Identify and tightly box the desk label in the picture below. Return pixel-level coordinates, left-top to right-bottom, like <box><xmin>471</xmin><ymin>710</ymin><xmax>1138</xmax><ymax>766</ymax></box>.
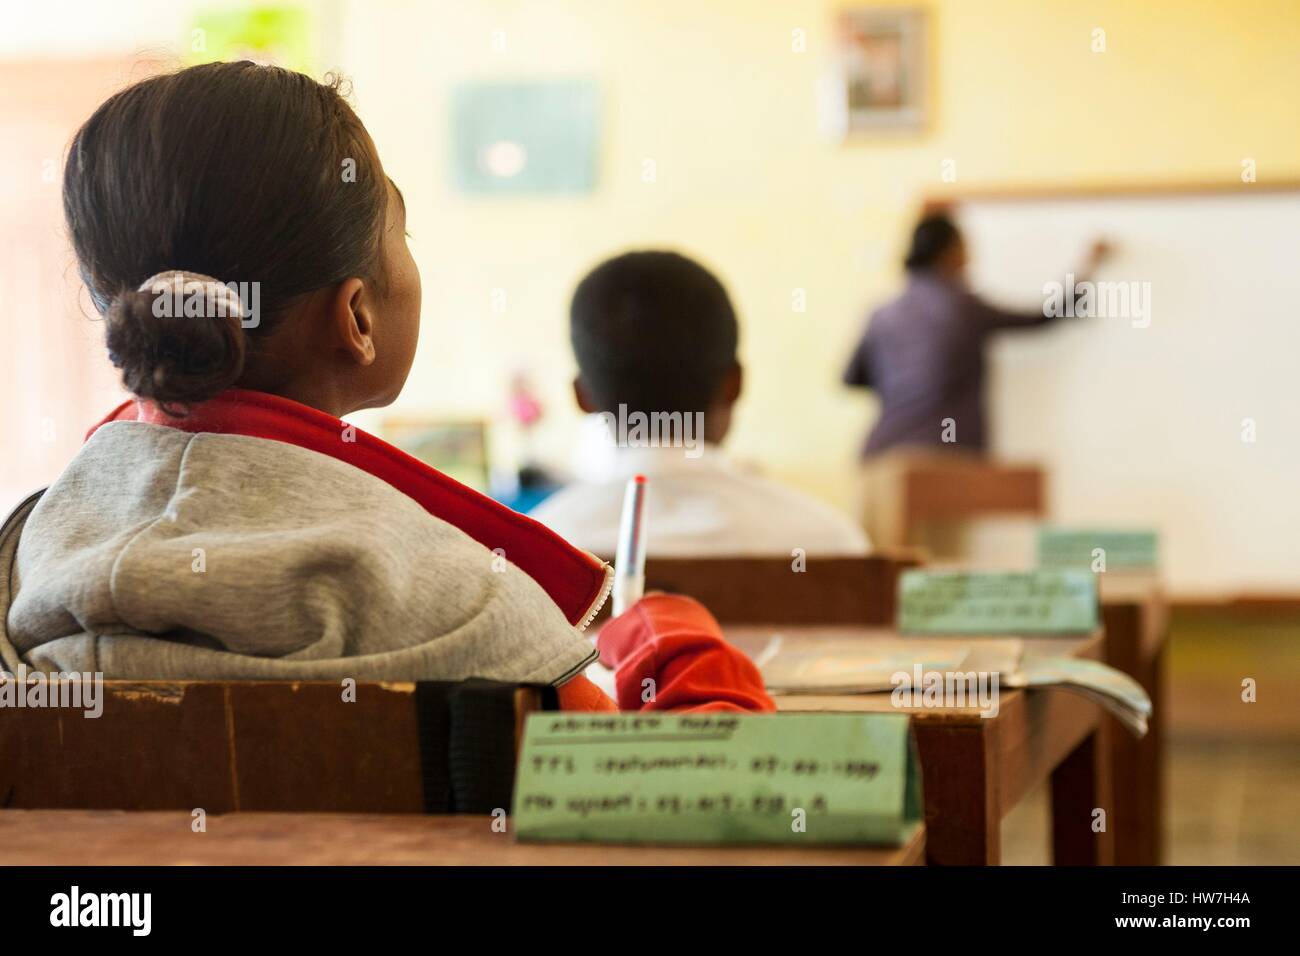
<box><xmin>512</xmin><ymin>713</ymin><xmax>921</xmax><ymax>846</ymax></box>
<box><xmin>1037</xmin><ymin>528</ymin><xmax>1159</xmax><ymax>571</ymax></box>
<box><xmin>898</xmin><ymin>569</ymin><xmax>1098</xmax><ymax>634</ymax></box>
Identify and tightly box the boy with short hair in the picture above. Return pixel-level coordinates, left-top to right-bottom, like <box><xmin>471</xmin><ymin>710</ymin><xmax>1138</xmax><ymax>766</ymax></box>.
<box><xmin>532</xmin><ymin>250</ymin><xmax>869</xmax><ymax>557</ymax></box>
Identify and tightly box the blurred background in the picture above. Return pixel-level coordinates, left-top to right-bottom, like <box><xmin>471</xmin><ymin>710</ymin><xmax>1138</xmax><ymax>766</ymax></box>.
<box><xmin>2</xmin><ymin>0</ymin><xmax>1297</xmax><ymax>862</ymax></box>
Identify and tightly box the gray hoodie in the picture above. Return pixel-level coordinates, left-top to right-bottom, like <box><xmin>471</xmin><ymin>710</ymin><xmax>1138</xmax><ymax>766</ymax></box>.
<box><xmin>0</xmin><ymin>421</ymin><xmax>604</xmax><ymax>684</ymax></box>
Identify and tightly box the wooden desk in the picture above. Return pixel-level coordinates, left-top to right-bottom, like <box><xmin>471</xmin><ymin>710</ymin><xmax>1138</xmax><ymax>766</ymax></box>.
<box><xmin>726</xmin><ymin>625</ymin><xmax>1110</xmax><ymax>866</ymax></box>
<box><xmin>589</xmin><ymin>553</ymin><xmax>923</xmax><ymax>627</ymax></box>
<box><xmin>1098</xmin><ymin>573</ymin><xmax>1168</xmax><ymax>865</ymax></box>
<box><xmin>0</xmin><ymin>810</ymin><xmax>924</xmax><ymax>866</ymax></box>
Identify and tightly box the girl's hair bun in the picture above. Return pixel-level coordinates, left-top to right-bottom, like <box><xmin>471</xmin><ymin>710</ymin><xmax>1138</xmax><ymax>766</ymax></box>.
<box><xmin>104</xmin><ymin>282</ymin><xmax>247</xmax><ymax>416</ymax></box>
<box><xmin>65</xmin><ymin>62</ymin><xmax>387</xmax><ymax>410</ymax></box>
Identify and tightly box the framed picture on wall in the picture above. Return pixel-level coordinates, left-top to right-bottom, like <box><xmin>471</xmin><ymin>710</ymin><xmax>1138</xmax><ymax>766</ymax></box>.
<box><xmin>830</xmin><ymin>8</ymin><xmax>927</xmax><ymax>133</ymax></box>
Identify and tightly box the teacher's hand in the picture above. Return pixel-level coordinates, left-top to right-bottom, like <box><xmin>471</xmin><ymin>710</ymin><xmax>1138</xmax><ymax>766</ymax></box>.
<box><xmin>1084</xmin><ymin>238</ymin><xmax>1113</xmax><ymax>272</ymax></box>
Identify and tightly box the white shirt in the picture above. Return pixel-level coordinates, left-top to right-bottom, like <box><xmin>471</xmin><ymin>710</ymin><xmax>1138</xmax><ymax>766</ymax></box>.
<box><xmin>530</xmin><ymin>443</ymin><xmax>870</xmax><ymax>558</ymax></box>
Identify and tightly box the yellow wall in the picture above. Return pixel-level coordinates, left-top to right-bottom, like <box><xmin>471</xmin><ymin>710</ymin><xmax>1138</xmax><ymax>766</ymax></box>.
<box><xmin>340</xmin><ymin>0</ymin><xmax>1300</xmax><ymax>509</ymax></box>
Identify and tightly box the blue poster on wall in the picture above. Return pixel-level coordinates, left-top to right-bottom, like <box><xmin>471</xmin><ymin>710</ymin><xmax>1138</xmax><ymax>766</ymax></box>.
<box><xmin>451</xmin><ymin>79</ymin><xmax>601</xmax><ymax>195</ymax></box>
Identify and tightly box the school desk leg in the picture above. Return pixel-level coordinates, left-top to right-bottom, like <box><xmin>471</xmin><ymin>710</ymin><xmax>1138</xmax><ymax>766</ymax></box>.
<box><xmin>1144</xmin><ymin>643</ymin><xmax>1166</xmax><ymax>864</ymax></box>
<box><xmin>1120</xmin><ymin>641</ymin><xmax>1165</xmax><ymax>865</ymax></box>
<box><xmin>915</xmin><ymin>723</ymin><xmax>1000</xmax><ymax>866</ymax></box>
<box><xmin>1102</xmin><ymin>605</ymin><xmax>1166</xmax><ymax>865</ymax></box>
<box><xmin>1050</xmin><ymin>724</ymin><xmax>1114</xmax><ymax>865</ymax></box>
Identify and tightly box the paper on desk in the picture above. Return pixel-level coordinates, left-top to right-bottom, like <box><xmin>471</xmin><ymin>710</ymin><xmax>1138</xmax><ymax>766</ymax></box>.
<box><xmin>1011</xmin><ymin>656</ymin><xmax>1152</xmax><ymax>737</ymax></box>
<box><xmin>748</xmin><ymin>635</ymin><xmax>1152</xmax><ymax>738</ymax></box>
<box><xmin>755</xmin><ymin>637</ymin><xmax>1023</xmax><ymax>695</ymax></box>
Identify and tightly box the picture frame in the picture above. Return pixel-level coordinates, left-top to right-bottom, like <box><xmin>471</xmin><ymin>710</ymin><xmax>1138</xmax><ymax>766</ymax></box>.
<box><xmin>831</xmin><ymin>8</ymin><xmax>928</xmax><ymax>133</ymax></box>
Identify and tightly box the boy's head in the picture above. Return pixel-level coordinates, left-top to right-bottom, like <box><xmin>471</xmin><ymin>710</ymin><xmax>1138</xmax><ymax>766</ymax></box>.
<box><xmin>904</xmin><ymin>212</ymin><xmax>967</xmax><ymax>278</ymax></box>
<box><xmin>570</xmin><ymin>251</ymin><xmax>742</xmax><ymax>445</ymax></box>
<box><xmin>64</xmin><ymin>60</ymin><xmax>421</xmax><ymax>418</ymax></box>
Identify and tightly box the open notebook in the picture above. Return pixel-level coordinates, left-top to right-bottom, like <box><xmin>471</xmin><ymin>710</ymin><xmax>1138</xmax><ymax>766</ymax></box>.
<box><xmin>744</xmin><ymin>633</ymin><xmax>1152</xmax><ymax>738</ymax></box>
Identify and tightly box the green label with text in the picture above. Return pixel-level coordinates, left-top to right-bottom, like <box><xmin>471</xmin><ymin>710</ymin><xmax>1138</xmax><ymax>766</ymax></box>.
<box><xmin>898</xmin><ymin>569</ymin><xmax>1099</xmax><ymax>634</ymax></box>
<box><xmin>1037</xmin><ymin>528</ymin><xmax>1158</xmax><ymax>571</ymax></box>
<box><xmin>513</xmin><ymin>713</ymin><xmax>921</xmax><ymax>846</ymax></box>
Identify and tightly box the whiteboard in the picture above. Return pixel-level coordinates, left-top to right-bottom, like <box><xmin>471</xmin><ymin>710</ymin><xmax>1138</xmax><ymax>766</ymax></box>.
<box><xmin>954</xmin><ymin>191</ymin><xmax>1300</xmax><ymax>594</ymax></box>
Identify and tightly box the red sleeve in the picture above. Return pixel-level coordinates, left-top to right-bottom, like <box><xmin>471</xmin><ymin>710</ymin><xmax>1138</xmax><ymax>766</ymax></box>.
<box><xmin>556</xmin><ymin>674</ymin><xmax>619</xmax><ymax>712</ymax></box>
<box><xmin>586</xmin><ymin>593</ymin><xmax>775</xmax><ymax>713</ymax></box>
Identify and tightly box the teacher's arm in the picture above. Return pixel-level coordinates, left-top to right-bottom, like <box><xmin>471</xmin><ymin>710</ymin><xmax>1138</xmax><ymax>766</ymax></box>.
<box><xmin>968</xmin><ymin>292</ymin><xmax>1057</xmax><ymax>332</ymax></box>
<box><xmin>976</xmin><ymin>239</ymin><xmax>1112</xmax><ymax>332</ymax></box>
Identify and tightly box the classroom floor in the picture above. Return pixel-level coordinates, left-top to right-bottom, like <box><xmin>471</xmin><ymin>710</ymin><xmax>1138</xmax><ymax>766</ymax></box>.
<box><xmin>1003</xmin><ymin>607</ymin><xmax>1300</xmax><ymax>865</ymax></box>
<box><xmin>1003</xmin><ymin>737</ymin><xmax>1300</xmax><ymax>865</ymax></box>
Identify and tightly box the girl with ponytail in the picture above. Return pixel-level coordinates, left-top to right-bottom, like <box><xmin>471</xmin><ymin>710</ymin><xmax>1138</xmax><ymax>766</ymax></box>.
<box><xmin>0</xmin><ymin>61</ymin><xmax>770</xmax><ymax>716</ymax></box>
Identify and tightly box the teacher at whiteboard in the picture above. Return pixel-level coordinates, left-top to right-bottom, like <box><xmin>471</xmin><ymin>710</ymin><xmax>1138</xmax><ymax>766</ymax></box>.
<box><xmin>843</xmin><ymin>212</ymin><xmax>1109</xmax><ymax>457</ymax></box>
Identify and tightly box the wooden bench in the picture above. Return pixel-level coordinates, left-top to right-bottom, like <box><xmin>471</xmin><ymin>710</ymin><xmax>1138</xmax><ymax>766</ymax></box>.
<box><xmin>0</xmin><ymin>677</ymin><xmax>548</xmax><ymax>815</ymax></box>
<box><xmin>858</xmin><ymin>450</ymin><xmax>1045</xmax><ymax>552</ymax></box>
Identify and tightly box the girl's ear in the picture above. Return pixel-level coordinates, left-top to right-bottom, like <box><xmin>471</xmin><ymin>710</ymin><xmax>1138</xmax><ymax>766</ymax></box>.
<box><xmin>330</xmin><ymin>277</ymin><xmax>375</xmax><ymax>366</ymax></box>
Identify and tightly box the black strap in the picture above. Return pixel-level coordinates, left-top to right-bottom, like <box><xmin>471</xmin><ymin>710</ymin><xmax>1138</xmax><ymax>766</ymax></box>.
<box><xmin>414</xmin><ymin>678</ymin><xmax>561</xmax><ymax>815</ymax></box>
<box><xmin>446</xmin><ymin>679</ymin><xmax>524</xmax><ymax>814</ymax></box>
<box><xmin>413</xmin><ymin>682</ymin><xmax>453</xmax><ymax>814</ymax></box>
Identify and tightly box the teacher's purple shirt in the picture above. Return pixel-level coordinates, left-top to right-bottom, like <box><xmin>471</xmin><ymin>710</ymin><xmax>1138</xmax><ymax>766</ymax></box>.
<box><xmin>844</xmin><ymin>273</ymin><xmax>1063</xmax><ymax>457</ymax></box>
